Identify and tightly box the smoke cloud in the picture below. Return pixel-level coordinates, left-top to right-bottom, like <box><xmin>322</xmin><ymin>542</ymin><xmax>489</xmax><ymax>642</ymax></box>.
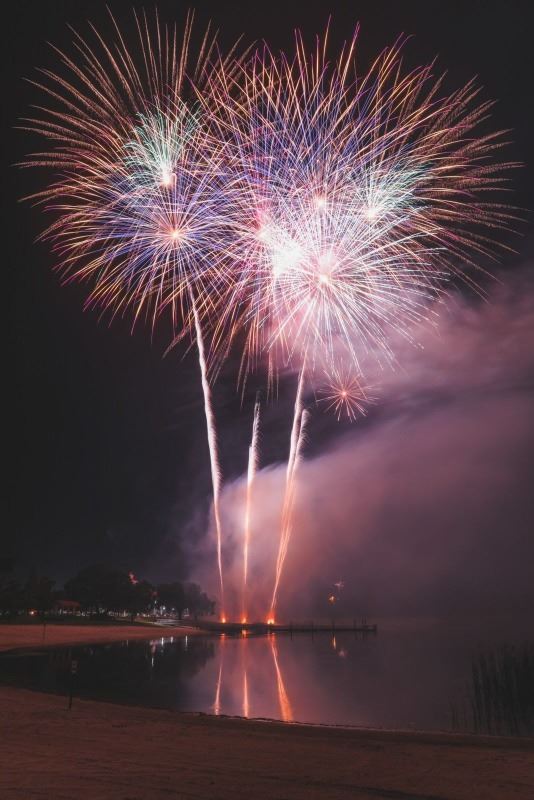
<box><xmin>195</xmin><ymin>267</ymin><xmax>534</xmax><ymax>619</ymax></box>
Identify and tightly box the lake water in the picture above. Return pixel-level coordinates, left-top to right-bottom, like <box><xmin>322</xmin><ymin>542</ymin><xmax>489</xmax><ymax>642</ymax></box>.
<box><xmin>1</xmin><ymin>617</ymin><xmax>532</xmax><ymax>736</ymax></box>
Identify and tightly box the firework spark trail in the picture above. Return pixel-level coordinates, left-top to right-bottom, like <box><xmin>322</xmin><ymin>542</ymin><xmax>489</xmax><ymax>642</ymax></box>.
<box><xmin>192</xmin><ymin>296</ymin><xmax>225</xmax><ymax>614</ymax></box>
<box><xmin>272</xmin><ymin>408</ymin><xmax>311</xmax><ymax>610</ymax></box>
<box><xmin>203</xmin><ymin>30</ymin><xmax>517</xmax><ymax>615</ymax></box>
<box><xmin>205</xmin><ymin>30</ymin><xmax>518</xmax><ymax>382</ymax></box>
<box><xmin>319</xmin><ymin>365</ymin><xmax>374</xmax><ymax>421</ymax></box>
<box><xmin>294</xmin><ymin>409</ymin><xmax>310</xmax><ymax>465</ymax></box>
<box><xmin>270</xmin><ymin>377</ymin><xmax>309</xmax><ymax>618</ymax></box>
<box><xmin>268</xmin><ymin>368</ymin><xmax>305</xmax><ymax>618</ymax></box>
<box><xmin>270</xmin><ymin>635</ymin><xmax>293</xmax><ymax>722</ymax></box>
<box><xmin>242</xmin><ymin>396</ymin><xmax>261</xmax><ymax>622</ymax></box>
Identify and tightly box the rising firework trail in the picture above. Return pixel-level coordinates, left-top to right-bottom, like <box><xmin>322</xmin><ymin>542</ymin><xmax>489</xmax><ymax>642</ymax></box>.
<box><xmin>192</xmin><ymin>296</ymin><xmax>225</xmax><ymax>611</ymax></box>
<box><xmin>270</xmin><ymin>404</ymin><xmax>310</xmax><ymax>618</ymax></box>
<box><xmin>268</xmin><ymin>368</ymin><xmax>305</xmax><ymax>619</ymax></box>
<box><xmin>242</xmin><ymin>395</ymin><xmax>261</xmax><ymax>622</ymax></box>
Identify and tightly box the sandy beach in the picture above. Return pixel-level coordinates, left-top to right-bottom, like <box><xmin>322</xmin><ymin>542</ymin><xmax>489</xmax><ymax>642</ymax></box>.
<box><xmin>0</xmin><ymin>684</ymin><xmax>533</xmax><ymax>799</ymax></box>
<box><xmin>1</xmin><ymin>625</ymin><xmax>533</xmax><ymax>799</ymax></box>
<box><xmin>0</xmin><ymin>623</ymin><xmax>198</xmax><ymax>653</ymax></box>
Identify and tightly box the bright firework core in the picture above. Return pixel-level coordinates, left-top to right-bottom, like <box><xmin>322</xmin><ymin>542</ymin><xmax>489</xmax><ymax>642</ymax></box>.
<box><xmin>161</xmin><ymin>170</ymin><xmax>174</xmax><ymax>187</ymax></box>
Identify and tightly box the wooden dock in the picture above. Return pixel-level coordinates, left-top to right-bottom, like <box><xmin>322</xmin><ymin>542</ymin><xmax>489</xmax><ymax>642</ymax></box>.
<box><xmin>188</xmin><ymin>620</ymin><xmax>378</xmax><ymax>635</ymax></box>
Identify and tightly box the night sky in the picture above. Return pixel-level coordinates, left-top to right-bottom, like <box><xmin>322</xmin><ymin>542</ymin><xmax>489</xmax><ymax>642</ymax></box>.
<box><xmin>5</xmin><ymin>1</ymin><xmax>534</xmax><ymax>608</ymax></box>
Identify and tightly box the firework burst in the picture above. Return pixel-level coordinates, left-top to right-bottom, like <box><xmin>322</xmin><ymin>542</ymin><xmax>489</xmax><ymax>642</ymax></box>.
<box><xmin>205</xmin><ymin>29</ymin><xmax>517</xmax><ymax>379</ymax></box>
<box><xmin>204</xmin><ymin>27</ymin><xmax>517</xmax><ymax>615</ymax></box>
<box><xmin>22</xmin><ymin>14</ymin><xmax>517</xmax><ymax>621</ymax></box>
<box><xmin>22</xmin><ymin>10</ymin><xmax>245</xmax><ymax>615</ymax></box>
<box><xmin>318</xmin><ymin>367</ymin><xmax>374</xmax><ymax>422</ymax></box>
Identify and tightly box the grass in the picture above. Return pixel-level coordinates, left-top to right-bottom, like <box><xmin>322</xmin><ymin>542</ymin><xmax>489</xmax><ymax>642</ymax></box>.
<box><xmin>452</xmin><ymin>643</ymin><xmax>534</xmax><ymax>737</ymax></box>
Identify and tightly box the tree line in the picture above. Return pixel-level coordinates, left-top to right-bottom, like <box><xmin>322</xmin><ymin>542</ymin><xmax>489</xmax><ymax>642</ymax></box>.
<box><xmin>0</xmin><ymin>563</ymin><xmax>215</xmax><ymax>620</ymax></box>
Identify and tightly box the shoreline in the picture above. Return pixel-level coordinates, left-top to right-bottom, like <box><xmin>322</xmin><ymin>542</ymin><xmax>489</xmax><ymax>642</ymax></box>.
<box><xmin>0</xmin><ymin>622</ymin><xmax>201</xmax><ymax>653</ymax></box>
<box><xmin>2</xmin><ymin>674</ymin><xmax>534</xmax><ymax>747</ymax></box>
<box><xmin>1</xmin><ymin>684</ymin><xmax>533</xmax><ymax>799</ymax></box>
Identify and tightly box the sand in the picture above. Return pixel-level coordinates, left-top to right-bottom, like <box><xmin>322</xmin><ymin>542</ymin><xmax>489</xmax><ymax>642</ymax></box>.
<box><xmin>1</xmin><ymin>625</ymin><xmax>533</xmax><ymax>799</ymax></box>
<box><xmin>0</xmin><ymin>623</ymin><xmax>198</xmax><ymax>653</ymax></box>
<box><xmin>0</xmin><ymin>685</ymin><xmax>533</xmax><ymax>800</ymax></box>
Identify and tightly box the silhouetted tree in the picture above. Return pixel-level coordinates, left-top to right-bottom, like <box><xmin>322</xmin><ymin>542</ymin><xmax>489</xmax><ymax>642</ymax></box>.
<box><xmin>64</xmin><ymin>565</ymin><xmax>156</xmax><ymax>617</ymax></box>
<box><xmin>157</xmin><ymin>582</ymin><xmax>186</xmax><ymax>618</ymax></box>
<box><xmin>0</xmin><ymin>577</ymin><xmax>22</xmax><ymax>615</ymax></box>
<box><xmin>124</xmin><ymin>580</ymin><xmax>155</xmax><ymax>620</ymax></box>
<box><xmin>65</xmin><ymin>564</ymin><xmax>130</xmax><ymax>614</ymax></box>
<box><xmin>0</xmin><ymin>558</ymin><xmax>20</xmax><ymax>615</ymax></box>
<box><xmin>184</xmin><ymin>582</ymin><xmax>215</xmax><ymax>619</ymax></box>
<box><xmin>0</xmin><ymin>557</ymin><xmax>15</xmax><ymax>573</ymax></box>
<box><xmin>22</xmin><ymin>571</ymin><xmax>55</xmax><ymax>614</ymax></box>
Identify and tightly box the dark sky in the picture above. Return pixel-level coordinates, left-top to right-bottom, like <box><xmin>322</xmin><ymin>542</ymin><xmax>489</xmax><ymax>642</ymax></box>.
<box><xmin>4</xmin><ymin>1</ymin><xmax>533</xmax><ymax>602</ymax></box>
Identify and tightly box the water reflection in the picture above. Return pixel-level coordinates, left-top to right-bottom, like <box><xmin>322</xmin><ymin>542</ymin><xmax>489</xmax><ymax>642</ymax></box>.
<box><xmin>213</xmin><ymin>633</ymin><xmax>225</xmax><ymax>715</ymax></box>
<box><xmin>211</xmin><ymin>633</ymin><xmax>293</xmax><ymax>721</ymax></box>
<box><xmin>242</xmin><ymin>634</ymin><xmax>250</xmax><ymax>719</ymax></box>
<box><xmin>0</xmin><ymin>635</ymin><xmax>216</xmax><ymax>707</ymax></box>
<box><xmin>271</xmin><ymin>635</ymin><xmax>293</xmax><ymax>722</ymax></box>
<box><xmin>0</xmin><ymin>620</ymin><xmax>532</xmax><ymax>735</ymax></box>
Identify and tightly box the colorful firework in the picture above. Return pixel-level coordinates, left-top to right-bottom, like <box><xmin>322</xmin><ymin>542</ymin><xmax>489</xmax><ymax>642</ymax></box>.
<box><xmin>206</xmin><ymin>29</ymin><xmax>516</xmax><ymax>376</ymax></box>
<box><xmin>319</xmin><ymin>367</ymin><xmax>374</xmax><ymax>422</ymax></box>
<box><xmin>22</xmin><ymin>10</ymin><xmax>244</xmax><ymax>617</ymax></box>
<box><xmin>204</xmin><ymin>28</ymin><xmax>516</xmax><ymax>615</ymax></box>
<box><xmin>23</xmin><ymin>14</ymin><xmax>516</xmax><ymax>621</ymax></box>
